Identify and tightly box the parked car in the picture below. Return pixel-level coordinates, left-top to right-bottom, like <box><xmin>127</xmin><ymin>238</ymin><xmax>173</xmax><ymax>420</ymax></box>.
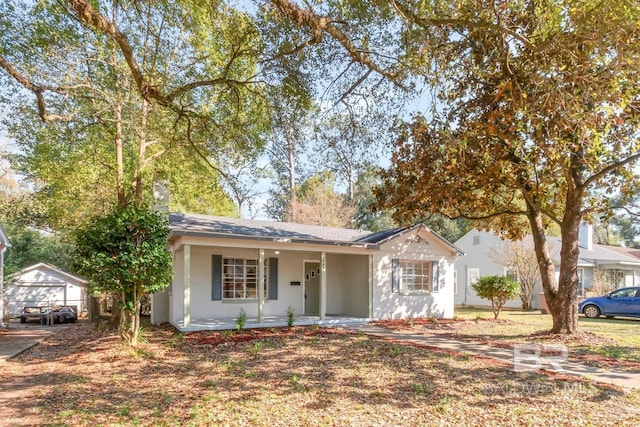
<box><xmin>40</xmin><ymin>307</ymin><xmax>78</xmax><ymax>324</ymax></box>
<box><xmin>579</xmin><ymin>287</ymin><xmax>640</xmax><ymax>319</ymax></box>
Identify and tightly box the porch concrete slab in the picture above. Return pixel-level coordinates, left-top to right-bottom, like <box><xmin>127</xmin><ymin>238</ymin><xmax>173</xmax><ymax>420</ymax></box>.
<box><xmin>173</xmin><ymin>315</ymin><xmax>371</xmax><ymax>332</ymax></box>
<box><xmin>348</xmin><ymin>324</ymin><xmax>640</xmax><ymax>391</ymax></box>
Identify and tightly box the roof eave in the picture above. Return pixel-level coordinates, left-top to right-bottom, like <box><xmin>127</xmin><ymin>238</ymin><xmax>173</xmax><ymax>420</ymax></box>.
<box><xmin>169</xmin><ymin>230</ymin><xmax>379</xmax><ymax>250</ymax></box>
<box><xmin>7</xmin><ymin>262</ymin><xmax>88</xmax><ymax>284</ymax></box>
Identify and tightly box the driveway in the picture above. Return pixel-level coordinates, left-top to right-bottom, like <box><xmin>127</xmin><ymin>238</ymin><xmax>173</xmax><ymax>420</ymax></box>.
<box><xmin>0</xmin><ymin>321</ymin><xmax>66</xmax><ymax>363</ymax></box>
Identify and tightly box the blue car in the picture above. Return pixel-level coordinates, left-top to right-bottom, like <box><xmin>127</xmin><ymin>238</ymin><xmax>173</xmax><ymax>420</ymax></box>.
<box><xmin>579</xmin><ymin>287</ymin><xmax>640</xmax><ymax>319</ymax></box>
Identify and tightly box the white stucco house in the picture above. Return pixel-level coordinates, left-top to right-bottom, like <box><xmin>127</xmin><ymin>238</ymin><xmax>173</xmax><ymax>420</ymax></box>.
<box><xmin>151</xmin><ymin>213</ymin><xmax>464</xmax><ymax>331</ymax></box>
<box><xmin>0</xmin><ymin>222</ymin><xmax>11</xmax><ymax>326</ymax></box>
<box><xmin>454</xmin><ymin>224</ymin><xmax>640</xmax><ymax>309</ymax></box>
<box><xmin>5</xmin><ymin>263</ymin><xmax>88</xmax><ymax>316</ymax></box>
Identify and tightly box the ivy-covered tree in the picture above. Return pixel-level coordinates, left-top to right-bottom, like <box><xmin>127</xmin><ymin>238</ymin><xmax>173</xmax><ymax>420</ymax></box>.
<box><xmin>73</xmin><ymin>204</ymin><xmax>172</xmax><ymax>346</ymax></box>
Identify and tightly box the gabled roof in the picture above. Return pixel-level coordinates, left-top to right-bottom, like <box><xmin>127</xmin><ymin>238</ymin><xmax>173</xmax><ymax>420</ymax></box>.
<box><xmin>7</xmin><ymin>263</ymin><xmax>87</xmax><ymax>285</ymax></box>
<box><xmin>169</xmin><ymin>213</ymin><xmax>463</xmax><ymax>254</ymax></box>
<box><xmin>604</xmin><ymin>245</ymin><xmax>640</xmax><ymax>261</ymax></box>
<box><xmin>545</xmin><ymin>237</ymin><xmax>640</xmax><ymax>267</ymax></box>
<box><xmin>457</xmin><ymin>229</ymin><xmax>640</xmax><ymax>268</ymax></box>
<box><xmin>0</xmin><ymin>222</ymin><xmax>10</xmax><ymax>248</ymax></box>
<box><xmin>356</xmin><ymin>223</ymin><xmax>465</xmax><ymax>255</ymax></box>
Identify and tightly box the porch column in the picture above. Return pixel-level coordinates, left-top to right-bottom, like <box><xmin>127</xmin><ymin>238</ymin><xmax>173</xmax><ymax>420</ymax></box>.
<box><xmin>320</xmin><ymin>252</ymin><xmax>326</xmax><ymax>320</ymax></box>
<box><xmin>183</xmin><ymin>244</ymin><xmax>191</xmax><ymax>328</ymax></box>
<box><xmin>258</xmin><ymin>248</ymin><xmax>265</xmax><ymax>323</ymax></box>
<box><xmin>368</xmin><ymin>254</ymin><xmax>373</xmax><ymax>319</ymax></box>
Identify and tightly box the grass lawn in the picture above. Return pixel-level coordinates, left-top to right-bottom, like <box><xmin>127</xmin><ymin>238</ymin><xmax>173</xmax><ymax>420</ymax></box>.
<box><xmin>450</xmin><ymin>307</ymin><xmax>640</xmax><ymax>364</ymax></box>
<box><xmin>1</xmin><ymin>321</ymin><xmax>639</xmax><ymax>426</ymax></box>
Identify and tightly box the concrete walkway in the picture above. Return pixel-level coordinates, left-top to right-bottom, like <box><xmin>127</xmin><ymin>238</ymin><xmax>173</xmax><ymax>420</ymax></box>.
<box><xmin>348</xmin><ymin>324</ymin><xmax>640</xmax><ymax>391</ymax></box>
<box><xmin>0</xmin><ymin>325</ymin><xmax>62</xmax><ymax>363</ymax></box>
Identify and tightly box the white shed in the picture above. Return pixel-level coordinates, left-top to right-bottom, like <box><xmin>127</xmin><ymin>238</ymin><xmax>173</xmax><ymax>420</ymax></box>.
<box><xmin>5</xmin><ymin>263</ymin><xmax>88</xmax><ymax>317</ymax></box>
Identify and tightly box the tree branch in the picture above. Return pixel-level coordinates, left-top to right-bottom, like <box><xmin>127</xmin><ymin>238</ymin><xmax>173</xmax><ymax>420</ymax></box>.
<box><xmin>269</xmin><ymin>0</ymin><xmax>402</xmax><ymax>85</ymax></box>
<box><xmin>391</xmin><ymin>0</ymin><xmax>534</xmax><ymax>49</ymax></box>
<box><xmin>64</xmin><ymin>0</ymin><xmax>259</xmax><ymax>110</ymax></box>
<box><xmin>0</xmin><ymin>55</ymin><xmax>74</xmax><ymax>122</ymax></box>
<box><xmin>583</xmin><ymin>151</ymin><xmax>640</xmax><ymax>189</ymax></box>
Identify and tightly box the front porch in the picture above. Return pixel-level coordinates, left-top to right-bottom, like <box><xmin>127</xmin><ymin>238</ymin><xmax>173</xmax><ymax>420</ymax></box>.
<box><xmin>171</xmin><ymin>314</ymin><xmax>372</xmax><ymax>332</ymax></box>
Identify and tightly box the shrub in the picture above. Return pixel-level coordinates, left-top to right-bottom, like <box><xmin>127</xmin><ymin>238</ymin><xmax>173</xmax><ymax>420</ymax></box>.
<box><xmin>236</xmin><ymin>308</ymin><xmax>247</xmax><ymax>332</ymax></box>
<box><xmin>287</xmin><ymin>306</ymin><xmax>295</xmax><ymax>327</ymax></box>
<box><xmin>471</xmin><ymin>275</ymin><xmax>520</xmax><ymax>319</ymax></box>
<box><xmin>73</xmin><ymin>203</ymin><xmax>172</xmax><ymax>346</ymax></box>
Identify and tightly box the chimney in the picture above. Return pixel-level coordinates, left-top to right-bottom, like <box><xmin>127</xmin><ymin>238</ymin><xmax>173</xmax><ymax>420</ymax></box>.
<box><xmin>579</xmin><ymin>222</ymin><xmax>593</xmax><ymax>251</ymax></box>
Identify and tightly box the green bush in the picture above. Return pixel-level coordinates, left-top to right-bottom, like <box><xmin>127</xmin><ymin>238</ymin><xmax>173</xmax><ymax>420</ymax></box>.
<box><xmin>471</xmin><ymin>275</ymin><xmax>520</xmax><ymax>319</ymax></box>
<box><xmin>236</xmin><ymin>308</ymin><xmax>247</xmax><ymax>332</ymax></box>
<box><xmin>73</xmin><ymin>203</ymin><xmax>172</xmax><ymax>346</ymax></box>
<box><xmin>287</xmin><ymin>306</ymin><xmax>295</xmax><ymax>327</ymax></box>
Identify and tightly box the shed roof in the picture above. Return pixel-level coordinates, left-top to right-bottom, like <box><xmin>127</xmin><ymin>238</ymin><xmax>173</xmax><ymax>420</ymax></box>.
<box><xmin>7</xmin><ymin>263</ymin><xmax>87</xmax><ymax>285</ymax></box>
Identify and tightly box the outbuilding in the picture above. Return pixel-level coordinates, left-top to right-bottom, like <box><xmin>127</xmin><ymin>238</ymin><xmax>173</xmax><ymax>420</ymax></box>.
<box><xmin>5</xmin><ymin>263</ymin><xmax>88</xmax><ymax>317</ymax></box>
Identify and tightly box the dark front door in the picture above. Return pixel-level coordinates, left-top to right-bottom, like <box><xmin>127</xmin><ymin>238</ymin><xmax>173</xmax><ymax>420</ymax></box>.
<box><xmin>304</xmin><ymin>262</ymin><xmax>320</xmax><ymax>315</ymax></box>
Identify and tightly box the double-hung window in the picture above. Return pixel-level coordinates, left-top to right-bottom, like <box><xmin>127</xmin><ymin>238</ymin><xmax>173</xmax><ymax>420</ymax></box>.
<box><xmin>222</xmin><ymin>258</ymin><xmax>268</xmax><ymax>300</ymax></box>
<box><xmin>400</xmin><ymin>260</ymin><xmax>433</xmax><ymax>292</ymax></box>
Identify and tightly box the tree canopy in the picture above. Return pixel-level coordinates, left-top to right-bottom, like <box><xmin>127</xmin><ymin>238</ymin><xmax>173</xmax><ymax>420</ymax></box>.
<box><xmin>373</xmin><ymin>0</ymin><xmax>640</xmax><ymax>333</ymax></box>
<box><xmin>265</xmin><ymin>0</ymin><xmax>640</xmax><ymax>333</ymax></box>
<box><xmin>0</xmin><ymin>0</ymin><xmax>269</xmax><ymax>228</ymax></box>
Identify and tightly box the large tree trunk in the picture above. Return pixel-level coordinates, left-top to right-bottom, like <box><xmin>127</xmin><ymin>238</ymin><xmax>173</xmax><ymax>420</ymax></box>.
<box><xmin>526</xmin><ymin>207</ymin><xmax>580</xmax><ymax>334</ymax></box>
<box><xmin>552</xmin><ymin>198</ymin><xmax>582</xmax><ymax>334</ymax></box>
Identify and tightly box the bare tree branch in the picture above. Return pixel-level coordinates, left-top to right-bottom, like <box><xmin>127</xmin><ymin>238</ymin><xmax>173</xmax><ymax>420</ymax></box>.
<box><xmin>269</xmin><ymin>0</ymin><xmax>402</xmax><ymax>85</ymax></box>
<box><xmin>0</xmin><ymin>55</ymin><xmax>75</xmax><ymax>122</ymax></box>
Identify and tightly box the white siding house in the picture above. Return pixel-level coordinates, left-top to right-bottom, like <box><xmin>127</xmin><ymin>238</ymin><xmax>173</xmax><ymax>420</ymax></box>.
<box><xmin>5</xmin><ymin>263</ymin><xmax>88</xmax><ymax>316</ymax></box>
<box><xmin>152</xmin><ymin>213</ymin><xmax>463</xmax><ymax>331</ymax></box>
<box><xmin>454</xmin><ymin>225</ymin><xmax>640</xmax><ymax>309</ymax></box>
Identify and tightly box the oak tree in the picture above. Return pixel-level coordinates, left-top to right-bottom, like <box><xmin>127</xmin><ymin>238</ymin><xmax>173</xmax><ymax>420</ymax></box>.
<box><xmin>375</xmin><ymin>1</ymin><xmax>640</xmax><ymax>333</ymax></box>
<box><xmin>268</xmin><ymin>0</ymin><xmax>640</xmax><ymax>333</ymax></box>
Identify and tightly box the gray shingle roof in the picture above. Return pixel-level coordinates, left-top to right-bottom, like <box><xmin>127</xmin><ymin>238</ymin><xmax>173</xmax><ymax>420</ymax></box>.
<box><xmin>168</xmin><ymin>213</ymin><xmax>463</xmax><ymax>254</ymax></box>
<box><xmin>169</xmin><ymin>213</ymin><xmax>375</xmax><ymax>245</ymax></box>
<box><xmin>534</xmin><ymin>236</ymin><xmax>640</xmax><ymax>267</ymax></box>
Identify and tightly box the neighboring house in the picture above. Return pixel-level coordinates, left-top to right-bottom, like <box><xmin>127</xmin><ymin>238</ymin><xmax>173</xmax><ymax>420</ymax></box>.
<box><xmin>454</xmin><ymin>224</ymin><xmax>640</xmax><ymax>309</ymax></box>
<box><xmin>5</xmin><ymin>263</ymin><xmax>88</xmax><ymax>316</ymax></box>
<box><xmin>151</xmin><ymin>213</ymin><xmax>464</xmax><ymax>331</ymax></box>
<box><xmin>0</xmin><ymin>222</ymin><xmax>11</xmax><ymax>326</ymax></box>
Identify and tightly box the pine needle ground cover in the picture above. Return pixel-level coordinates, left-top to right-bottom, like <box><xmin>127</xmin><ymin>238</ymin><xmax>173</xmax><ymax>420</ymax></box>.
<box><xmin>1</xmin><ymin>322</ymin><xmax>638</xmax><ymax>426</ymax></box>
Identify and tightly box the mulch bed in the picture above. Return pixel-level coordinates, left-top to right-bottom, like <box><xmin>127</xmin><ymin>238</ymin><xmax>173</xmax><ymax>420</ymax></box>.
<box><xmin>185</xmin><ymin>326</ymin><xmax>355</xmax><ymax>347</ymax></box>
